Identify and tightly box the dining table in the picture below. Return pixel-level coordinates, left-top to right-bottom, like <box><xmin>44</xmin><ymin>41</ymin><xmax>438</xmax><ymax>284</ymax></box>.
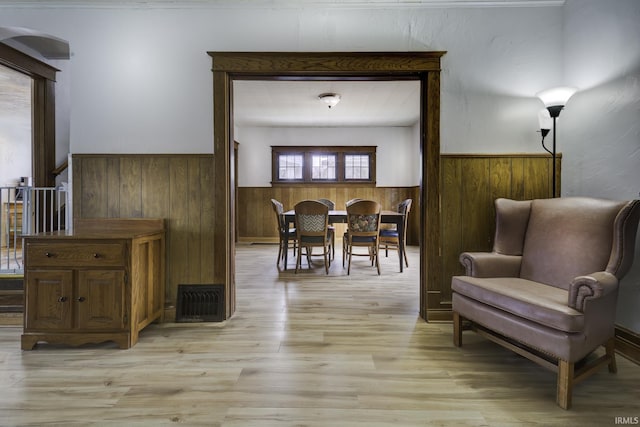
<box><xmin>282</xmin><ymin>209</ymin><xmax>407</xmax><ymax>273</ymax></box>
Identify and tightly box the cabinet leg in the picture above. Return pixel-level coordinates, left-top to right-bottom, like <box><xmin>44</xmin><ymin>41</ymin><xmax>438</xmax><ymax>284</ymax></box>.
<box><xmin>21</xmin><ymin>335</ymin><xmax>37</xmax><ymax>351</ymax></box>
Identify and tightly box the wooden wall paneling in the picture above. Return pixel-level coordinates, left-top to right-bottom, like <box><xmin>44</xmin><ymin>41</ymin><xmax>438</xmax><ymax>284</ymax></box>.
<box><xmin>239</xmin><ymin>187</ymin><xmax>249</xmax><ymax>238</ymax></box>
<box><xmin>510</xmin><ymin>157</ymin><xmax>526</xmax><ymax>200</ymax></box>
<box><xmin>187</xmin><ymin>157</ymin><xmax>203</xmax><ymax>283</ymax></box>
<box><xmin>260</xmin><ymin>187</ymin><xmax>273</xmax><ymax>238</ymax></box>
<box><xmin>141</xmin><ymin>157</ymin><xmax>170</xmax><ymax>219</ymax></box>
<box><xmin>440</xmin><ymin>157</ymin><xmax>464</xmax><ymax>305</ymax></box>
<box><xmin>200</xmin><ymin>157</ymin><xmax>215</xmax><ymax>283</ymax></box>
<box><xmin>119</xmin><ymin>157</ymin><xmax>142</xmax><ymax>218</ymax></box>
<box><xmin>489</xmin><ymin>157</ymin><xmax>513</xmax><ymax>201</ymax></box>
<box><xmin>167</xmin><ymin>157</ymin><xmax>189</xmax><ymax>306</ymax></box>
<box><xmin>461</xmin><ymin>158</ymin><xmax>492</xmax><ymax>253</ymax></box>
<box><xmin>106</xmin><ymin>157</ymin><xmax>121</xmax><ymax>218</ymax></box>
<box><xmin>73</xmin><ymin>154</ymin><xmax>215</xmax><ymax>318</ymax></box>
<box><xmin>79</xmin><ymin>157</ymin><xmax>108</xmax><ymax>218</ymax></box>
<box><xmin>236</xmin><ymin>186</ymin><xmax>420</xmax><ymax>242</ymax></box>
<box><xmin>437</xmin><ymin>153</ymin><xmax>557</xmax><ymax>321</ymax></box>
<box><xmin>524</xmin><ymin>157</ymin><xmax>550</xmax><ymax>200</ymax></box>
<box><xmin>488</xmin><ymin>157</ymin><xmax>513</xmax><ymax>242</ymax></box>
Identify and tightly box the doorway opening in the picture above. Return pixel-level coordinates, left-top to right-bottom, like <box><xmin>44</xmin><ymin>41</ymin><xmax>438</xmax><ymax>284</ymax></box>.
<box><xmin>210</xmin><ymin>52</ymin><xmax>445</xmax><ymax>321</ymax></box>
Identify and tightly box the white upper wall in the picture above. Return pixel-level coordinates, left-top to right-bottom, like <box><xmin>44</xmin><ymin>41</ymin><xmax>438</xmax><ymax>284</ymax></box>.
<box><xmin>0</xmin><ymin>3</ymin><xmax>562</xmax><ymax>156</ymax></box>
<box><xmin>235</xmin><ymin>125</ymin><xmax>419</xmax><ymax>187</ymax></box>
<box><xmin>560</xmin><ymin>0</ymin><xmax>640</xmax><ymax>331</ymax></box>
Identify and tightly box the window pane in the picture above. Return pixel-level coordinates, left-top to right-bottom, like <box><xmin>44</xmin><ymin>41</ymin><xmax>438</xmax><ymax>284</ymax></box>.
<box><xmin>311</xmin><ymin>154</ymin><xmax>336</xmax><ymax>180</ymax></box>
<box><xmin>345</xmin><ymin>154</ymin><xmax>370</xmax><ymax>180</ymax></box>
<box><xmin>278</xmin><ymin>154</ymin><xmax>303</xmax><ymax>180</ymax></box>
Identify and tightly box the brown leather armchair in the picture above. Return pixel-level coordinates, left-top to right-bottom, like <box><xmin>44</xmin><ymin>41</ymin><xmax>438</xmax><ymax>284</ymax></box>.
<box><xmin>452</xmin><ymin>197</ymin><xmax>640</xmax><ymax>409</ymax></box>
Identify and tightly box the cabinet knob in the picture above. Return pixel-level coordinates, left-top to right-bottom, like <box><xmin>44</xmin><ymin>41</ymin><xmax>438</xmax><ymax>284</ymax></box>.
<box><xmin>77</xmin><ymin>297</ymin><xmax>86</xmax><ymax>302</ymax></box>
<box><xmin>45</xmin><ymin>252</ymin><xmax>52</xmax><ymax>258</ymax></box>
<box><xmin>93</xmin><ymin>253</ymin><xmax>100</xmax><ymax>258</ymax></box>
<box><xmin>57</xmin><ymin>296</ymin><xmax>67</xmax><ymax>302</ymax></box>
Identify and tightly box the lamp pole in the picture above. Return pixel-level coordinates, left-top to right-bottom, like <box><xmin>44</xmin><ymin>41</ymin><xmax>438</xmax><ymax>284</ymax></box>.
<box><xmin>536</xmin><ymin>86</ymin><xmax>577</xmax><ymax>199</ymax></box>
<box><xmin>547</xmin><ymin>105</ymin><xmax>563</xmax><ymax>198</ymax></box>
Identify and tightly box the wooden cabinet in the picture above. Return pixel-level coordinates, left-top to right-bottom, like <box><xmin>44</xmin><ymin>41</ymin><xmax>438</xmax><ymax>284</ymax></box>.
<box><xmin>21</xmin><ymin>218</ymin><xmax>165</xmax><ymax>350</ymax></box>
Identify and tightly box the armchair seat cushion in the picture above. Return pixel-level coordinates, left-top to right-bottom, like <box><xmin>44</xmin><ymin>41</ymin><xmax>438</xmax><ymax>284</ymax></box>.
<box><xmin>452</xmin><ymin>276</ymin><xmax>584</xmax><ymax>333</ymax></box>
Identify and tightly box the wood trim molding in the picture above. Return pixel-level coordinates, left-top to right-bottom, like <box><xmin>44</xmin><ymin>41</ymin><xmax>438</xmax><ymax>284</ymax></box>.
<box><xmin>210</xmin><ymin>51</ymin><xmax>445</xmax><ymax>74</ymax></box>
<box><xmin>0</xmin><ymin>42</ymin><xmax>58</xmax><ymax>80</ymax></box>
<box><xmin>210</xmin><ymin>51</ymin><xmax>445</xmax><ymax>321</ymax></box>
<box><xmin>615</xmin><ymin>325</ymin><xmax>640</xmax><ymax>366</ymax></box>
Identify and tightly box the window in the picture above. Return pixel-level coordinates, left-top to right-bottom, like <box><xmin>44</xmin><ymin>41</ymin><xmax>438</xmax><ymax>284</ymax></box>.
<box><xmin>344</xmin><ymin>154</ymin><xmax>370</xmax><ymax>180</ymax></box>
<box><xmin>311</xmin><ymin>154</ymin><xmax>336</xmax><ymax>180</ymax></box>
<box><xmin>278</xmin><ymin>154</ymin><xmax>303</xmax><ymax>180</ymax></box>
<box><xmin>272</xmin><ymin>146</ymin><xmax>376</xmax><ymax>185</ymax></box>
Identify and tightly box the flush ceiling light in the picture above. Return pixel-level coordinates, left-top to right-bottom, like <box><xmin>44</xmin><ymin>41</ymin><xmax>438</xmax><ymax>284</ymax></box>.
<box><xmin>318</xmin><ymin>92</ymin><xmax>341</xmax><ymax>109</ymax></box>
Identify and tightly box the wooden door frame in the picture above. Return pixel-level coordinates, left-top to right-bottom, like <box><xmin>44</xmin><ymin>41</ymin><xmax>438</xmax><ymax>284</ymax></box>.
<box><xmin>0</xmin><ymin>42</ymin><xmax>58</xmax><ymax>188</ymax></box>
<box><xmin>209</xmin><ymin>52</ymin><xmax>445</xmax><ymax>320</ymax></box>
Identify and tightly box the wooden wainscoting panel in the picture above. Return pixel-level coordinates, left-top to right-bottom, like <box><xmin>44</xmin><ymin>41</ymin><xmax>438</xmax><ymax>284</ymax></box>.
<box><xmin>237</xmin><ymin>186</ymin><xmax>419</xmax><ymax>243</ymax></box>
<box><xmin>435</xmin><ymin>154</ymin><xmax>556</xmax><ymax>318</ymax></box>
<box><xmin>72</xmin><ymin>154</ymin><xmax>215</xmax><ymax>314</ymax></box>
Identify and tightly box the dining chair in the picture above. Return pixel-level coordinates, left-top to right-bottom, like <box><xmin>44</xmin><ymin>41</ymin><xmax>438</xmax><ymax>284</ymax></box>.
<box><xmin>317</xmin><ymin>198</ymin><xmax>335</xmax><ymax>209</ymax></box>
<box><xmin>294</xmin><ymin>200</ymin><xmax>333</xmax><ymax>274</ymax></box>
<box><xmin>379</xmin><ymin>198</ymin><xmax>412</xmax><ymax>268</ymax></box>
<box><xmin>345</xmin><ymin>198</ymin><xmax>363</xmax><ymax>207</ymax></box>
<box><xmin>343</xmin><ymin>199</ymin><xmax>382</xmax><ymax>275</ymax></box>
<box><xmin>317</xmin><ymin>198</ymin><xmax>336</xmax><ymax>260</ymax></box>
<box><xmin>270</xmin><ymin>199</ymin><xmax>297</xmax><ymax>267</ymax></box>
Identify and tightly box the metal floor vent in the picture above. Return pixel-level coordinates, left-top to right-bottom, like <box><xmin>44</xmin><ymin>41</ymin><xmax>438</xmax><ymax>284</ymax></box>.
<box><xmin>176</xmin><ymin>284</ymin><xmax>224</xmax><ymax>322</ymax></box>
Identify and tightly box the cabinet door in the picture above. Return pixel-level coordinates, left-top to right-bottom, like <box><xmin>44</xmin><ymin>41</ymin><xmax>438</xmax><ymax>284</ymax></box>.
<box><xmin>76</xmin><ymin>270</ymin><xmax>125</xmax><ymax>330</ymax></box>
<box><xmin>25</xmin><ymin>270</ymin><xmax>74</xmax><ymax>330</ymax></box>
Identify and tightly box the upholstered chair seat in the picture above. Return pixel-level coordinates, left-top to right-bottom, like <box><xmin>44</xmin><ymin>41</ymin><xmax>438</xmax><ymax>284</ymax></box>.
<box><xmin>452</xmin><ymin>197</ymin><xmax>640</xmax><ymax>410</ymax></box>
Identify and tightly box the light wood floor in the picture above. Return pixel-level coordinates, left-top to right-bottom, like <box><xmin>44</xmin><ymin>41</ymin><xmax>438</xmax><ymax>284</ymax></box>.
<box><xmin>1</xmin><ymin>243</ymin><xmax>639</xmax><ymax>426</ymax></box>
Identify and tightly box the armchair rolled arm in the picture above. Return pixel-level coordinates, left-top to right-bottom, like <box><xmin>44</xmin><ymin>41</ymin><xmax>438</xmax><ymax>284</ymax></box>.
<box><xmin>459</xmin><ymin>252</ymin><xmax>522</xmax><ymax>278</ymax></box>
<box><xmin>568</xmin><ymin>271</ymin><xmax>618</xmax><ymax>312</ymax></box>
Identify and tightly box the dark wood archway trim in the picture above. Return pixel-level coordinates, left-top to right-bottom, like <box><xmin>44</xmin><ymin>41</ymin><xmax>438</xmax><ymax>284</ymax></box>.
<box><xmin>209</xmin><ymin>51</ymin><xmax>445</xmax><ymax>320</ymax></box>
<box><xmin>0</xmin><ymin>42</ymin><xmax>58</xmax><ymax>187</ymax></box>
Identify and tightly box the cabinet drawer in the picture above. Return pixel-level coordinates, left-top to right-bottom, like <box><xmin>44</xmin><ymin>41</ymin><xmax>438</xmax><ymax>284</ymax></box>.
<box><xmin>26</xmin><ymin>243</ymin><xmax>125</xmax><ymax>267</ymax></box>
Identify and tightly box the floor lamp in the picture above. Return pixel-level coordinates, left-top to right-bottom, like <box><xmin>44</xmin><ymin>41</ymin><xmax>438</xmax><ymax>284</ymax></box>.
<box><xmin>536</xmin><ymin>87</ymin><xmax>577</xmax><ymax>198</ymax></box>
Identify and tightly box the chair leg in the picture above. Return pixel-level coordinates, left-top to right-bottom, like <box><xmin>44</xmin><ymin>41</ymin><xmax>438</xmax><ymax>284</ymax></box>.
<box><xmin>295</xmin><ymin>245</ymin><xmax>305</xmax><ymax>273</ymax></box>
<box><xmin>347</xmin><ymin>247</ymin><xmax>352</xmax><ymax>275</ymax></box>
<box><xmin>557</xmin><ymin>359</ymin><xmax>574</xmax><ymax>410</ymax></box>
<box><xmin>331</xmin><ymin>232</ymin><xmax>335</xmax><ymax>260</ymax></box>
<box><xmin>323</xmin><ymin>248</ymin><xmax>329</xmax><ymax>274</ymax></box>
<box><xmin>374</xmin><ymin>245</ymin><xmax>380</xmax><ymax>275</ymax></box>
<box><xmin>403</xmin><ymin>245</ymin><xmax>409</xmax><ymax>267</ymax></box>
<box><xmin>343</xmin><ymin>239</ymin><xmax>347</xmax><ymax>268</ymax></box>
<box><xmin>453</xmin><ymin>311</ymin><xmax>463</xmax><ymax>347</ymax></box>
<box><xmin>277</xmin><ymin>240</ymin><xmax>283</xmax><ymax>266</ymax></box>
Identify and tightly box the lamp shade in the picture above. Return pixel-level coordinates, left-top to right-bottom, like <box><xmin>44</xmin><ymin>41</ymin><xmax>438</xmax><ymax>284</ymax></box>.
<box><xmin>538</xmin><ymin>108</ymin><xmax>552</xmax><ymax>131</ymax></box>
<box><xmin>536</xmin><ymin>86</ymin><xmax>577</xmax><ymax>108</ymax></box>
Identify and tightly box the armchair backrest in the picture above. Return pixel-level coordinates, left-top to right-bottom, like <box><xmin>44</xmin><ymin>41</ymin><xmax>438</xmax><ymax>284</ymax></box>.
<box><xmin>493</xmin><ymin>198</ymin><xmax>531</xmax><ymax>256</ymax></box>
<box><xmin>512</xmin><ymin>197</ymin><xmax>640</xmax><ymax>290</ymax></box>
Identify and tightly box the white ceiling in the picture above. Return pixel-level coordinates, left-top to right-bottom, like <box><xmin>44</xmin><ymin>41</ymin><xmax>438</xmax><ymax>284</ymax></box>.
<box><xmin>233</xmin><ymin>80</ymin><xmax>421</xmax><ymax>127</ymax></box>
